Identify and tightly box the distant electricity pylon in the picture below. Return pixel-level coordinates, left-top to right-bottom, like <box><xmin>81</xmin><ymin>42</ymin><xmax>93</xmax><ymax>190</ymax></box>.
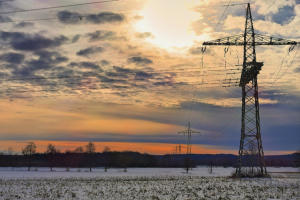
<box><xmin>178</xmin><ymin>121</ymin><xmax>201</xmax><ymax>173</ymax></box>
<box><xmin>175</xmin><ymin>144</ymin><xmax>182</xmax><ymax>154</ymax></box>
<box><xmin>203</xmin><ymin>3</ymin><xmax>298</xmax><ymax>177</ymax></box>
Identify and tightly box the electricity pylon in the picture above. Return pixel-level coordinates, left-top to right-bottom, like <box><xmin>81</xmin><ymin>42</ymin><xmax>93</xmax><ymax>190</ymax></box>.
<box><xmin>175</xmin><ymin>144</ymin><xmax>182</xmax><ymax>154</ymax></box>
<box><xmin>203</xmin><ymin>3</ymin><xmax>298</xmax><ymax>177</ymax></box>
<box><xmin>178</xmin><ymin>121</ymin><xmax>201</xmax><ymax>173</ymax></box>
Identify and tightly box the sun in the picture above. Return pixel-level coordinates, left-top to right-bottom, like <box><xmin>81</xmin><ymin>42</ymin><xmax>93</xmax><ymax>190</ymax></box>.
<box><xmin>135</xmin><ymin>0</ymin><xmax>202</xmax><ymax>50</ymax></box>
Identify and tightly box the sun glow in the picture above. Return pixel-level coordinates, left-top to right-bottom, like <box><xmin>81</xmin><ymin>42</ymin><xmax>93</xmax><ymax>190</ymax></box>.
<box><xmin>135</xmin><ymin>0</ymin><xmax>201</xmax><ymax>50</ymax></box>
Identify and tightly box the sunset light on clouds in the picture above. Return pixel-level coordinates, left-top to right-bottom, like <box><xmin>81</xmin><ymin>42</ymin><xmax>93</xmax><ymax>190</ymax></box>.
<box><xmin>0</xmin><ymin>0</ymin><xmax>299</xmax><ymax>155</ymax></box>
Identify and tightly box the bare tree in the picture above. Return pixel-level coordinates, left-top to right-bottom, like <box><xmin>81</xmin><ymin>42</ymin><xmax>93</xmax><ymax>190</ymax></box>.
<box><xmin>103</xmin><ymin>146</ymin><xmax>111</xmax><ymax>153</ymax></box>
<box><xmin>7</xmin><ymin>147</ymin><xmax>13</xmax><ymax>155</ymax></box>
<box><xmin>103</xmin><ymin>146</ymin><xmax>111</xmax><ymax>172</ymax></box>
<box><xmin>74</xmin><ymin>146</ymin><xmax>84</xmax><ymax>153</ymax></box>
<box><xmin>22</xmin><ymin>142</ymin><xmax>37</xmax><ymax>171</ymax></box>
<box><xmin>85</xmin><ymin>142</ymin><xmax>96</xmax><ymax>172</ymax></box>
<box><xmin>46</xmin><ymin>144</ymin><xmax>58</xmax><ymax>171</ymax></box>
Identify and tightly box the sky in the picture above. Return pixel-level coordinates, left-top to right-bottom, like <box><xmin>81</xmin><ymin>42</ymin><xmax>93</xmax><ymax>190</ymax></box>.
<box><xmin>0</xmin><ymin>0</ymin><xmax>299</xmax><ymax>155</ymax></box>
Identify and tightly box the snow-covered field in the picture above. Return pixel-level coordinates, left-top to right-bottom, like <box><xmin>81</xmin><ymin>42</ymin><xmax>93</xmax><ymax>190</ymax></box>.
<box><xmin>0</xmin><ymin>167</ymin><xmax>298</xmax><ymax>179</ymax></box>
<box><xmin>0</xmin><ymin>167</ymin><xmax>299</xmax><ymax>200</ymax></box>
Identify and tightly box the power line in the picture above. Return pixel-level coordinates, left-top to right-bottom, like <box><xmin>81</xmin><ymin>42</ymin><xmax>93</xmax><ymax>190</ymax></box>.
<box><xmin>217</xmin><ymin>0</ymin><xmax>232</xmax><ymax>27</ymax></box>
<box><xmin>198</xmin><ymin>2</ymin><xmax>248</xmax><ymax>9</ymax></box>
<box><xmin>0</xmin><ymin>0</ymin><xmax>120</xmax><ymax>15</ymax></box>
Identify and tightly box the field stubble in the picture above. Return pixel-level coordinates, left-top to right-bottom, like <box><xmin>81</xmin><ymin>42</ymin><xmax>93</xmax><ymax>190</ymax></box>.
<box><xmin>0</xmin><ymin>175</ymin><xmax>299</xmax><ymax>200</ymax></box>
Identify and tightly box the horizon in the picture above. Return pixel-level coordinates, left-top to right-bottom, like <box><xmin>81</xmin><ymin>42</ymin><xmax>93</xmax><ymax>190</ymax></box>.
<box><xmin>0</xmin><ymin>140</ymin><xmax>295</xmax><ymax>155</ymax></box>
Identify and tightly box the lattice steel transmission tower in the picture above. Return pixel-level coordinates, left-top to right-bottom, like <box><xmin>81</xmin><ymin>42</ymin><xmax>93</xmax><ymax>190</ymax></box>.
<box><xmin>178</xmin><ymin>121</ymin><xmax>201</xmax><ymax>173</ymax></box>
<box><xmin>203</xmin><ymin>3</ymin><xmax>298</xmax><ymax>177</ymax></box>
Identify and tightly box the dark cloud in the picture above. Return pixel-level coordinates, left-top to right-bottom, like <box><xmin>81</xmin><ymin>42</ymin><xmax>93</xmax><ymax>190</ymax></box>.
<box><xmin>0</xmin><ymin>31</ymin><xmax>68</xmax><ymax>51</ymax></box>
<box><xmin>57</xmin><ymin>11</ymin><xmax>124</xmax><ymax>24</ymax></box>
<box><xmin>105</xmin><ymin>66</ymin><xmax>131</xmax><ymax>79</ymax></box>
<box><xmin>153</xmin><ymin>81</ymin><xmax>174</xmax><ymax>86</ymax></box>
<box><xmin>105</xmin><ymin>71</ymin><xmax>129</xmax><ymax>78</ymax></box>
<box><xmin>97</xmin><ymin>74</ymin><xmax>127</xmax><ymax>84</ymax></box>
<box><xmin>36</xmin><ymin>51</ymin><xmax>68</xmax><ymax>63</ymax></box>
<box><xmin>85</xmin><ymin>12</ymin><xmax>124</xmax><ymax>24</ymax></box>
<box><xmin>12</xmin><ymin>35</ymin><xmax>68</xmax><ymax>51</ymax></box>
<box><xmin>135</xmin><ymin>70</ymin><xmax>152</xmax><ymax>80</ymax></box>
<box><xmin>0</xmin><ymin>52</ymin><xmax>25</xmax><ymax>64</ymax></box>
<box><xmin>69</xmin><ymin>62</ymin><xmax>103</xmax><ymax>72</ymax></box>
<box><xmin>57</xmin><ymin>10</ymin><xmax>82</xmax><ymax>24</ymax></box>
<box><xmin>86</xmin><ymin>30</ymin><xmax>116</xmax><ymax>41</ymax></box>
<box><xmin>100</xmin><ymin>60</ymin><xmax>110</xmax><ymax>66</ymax></box>
<box><xmin>51</xmin><ymin>66</ymin><xmax>75</xmax><ymax>77</ymax></box>
<box><xmin>71</xmin><ymin>34</ymin><xmax>81</xmax><ymax>43</ymax></box>
<box><xmin>76</xmin><ymin>46</ymin><xmax>104</xmax><ymax>57</ymax></box>
<box><xmin>0</xmin><ymin>31</ymin><xmax>23</xmax><ymax>41</ymax></box>
<box><xmin>104</xmin><ymin>66</ymin><xmax>153</xmax><ymax>83</ymax></box>
<box><xmin>14</xmin><ymin>21</ymin><xmax>34</xmax><ymax>28</ymax></box>
<box><xmin>0</xmin><ymin>15</ymin><xmax>11</xmax><ymax>22</ymax></box>
<box><xmin>272</xmin><ymin>6</ymin><xmax>295</xmax><ymax>25</ymax></box>
<box><xmin>294</xmin><ymin>67</ymin><xmax>300</xmax><ymax>73</ymax></box>
<box><xmin>14</xmin><ymin>51</ymin><xmax>68</xmax><ymax>77</ymax></box>
<box><xmin>113</xmin><ymin>66</ymin><xmax>132</xmax><ymax>73</ymax></box>
<box><xmin>128</xmin><ymin>56</ymin><xmax>153</xmax><ymax>65</ymax></box>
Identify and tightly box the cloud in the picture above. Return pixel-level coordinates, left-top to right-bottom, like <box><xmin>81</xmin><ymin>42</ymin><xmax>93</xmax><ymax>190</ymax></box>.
<box><xmin>57</xmin><ymin>10</ymin><xmax>82</xmax><ymax>24</ymax></box>
<box><xmin>0</xmin><ymin>15</ymin><xmax>11</xmax><ymax>22</ymax></box>
<box><xmin>85</xmin><ymin>12</ymin><xmax>124</xmax><ymax>24</ymax></box>
<box><xmin>103</xmin><ymin>66</ymin><xmax>154</xmax><ymax>85</ymax></box>
<box><xmin>128</xmin><ymin>56</ymin><xmax>153</xmax><ymax>65</ymax></box>
<box><xmin>13</xmin><ymin>51</ymin><xmax>68</xmax><ymax>77</ymax></box>
<box><xmin>105</xmin><ymin>66</ymin><xmax>130</xmax><ymax>78</ymax></box>
<box><xmin>255</xmin><ymin>0</ymin><xmax>295</xmax><ymax>15</ymax></box>
<box><xmin>100</xmin><ymin>60</ymin><xmax>110</xmax><ymax>66</ymax></box>
<box><xmin>76</xmin><ymin>46</ymin><xmax>104</xmax><ymax>57</ymax></box>
<box><xmin>57</xmin><ymin>11</ymin><xmax>124</xmax><ymax>24</ymax></box>
<box><xmin>272</xmin><ymin>6</ymin><xmax>296</xmax><ymax>25</ymax></box>
<box><xmin>14</xmin><ymin>21</ymin><xmax>34</xmax><ymax>28</ymax></box>
<box><xmin>105</xmin><ymin>71</ymin><xmax>129</xmax><ymax>79</ymax></box>
<box><xmin>0</xmin><ymin>31</ymin><xmax>68</xmax><ymax>51</ymax></box>
<box><xmin>71</xmin><ymin>34</ymin><xmax>81</xmax><ymax>43</ymax></box>
<box><xmin>153</xmin><ymin>81</ymin><xmax>174</xmax><ymax>86</ymax></box>
<box><xmin>69</xmin><ymin>62</ymin><xmax>103</xmax><ymax>72</ymax></box>
<box><xmin>86</xmin><ymin>30</ymin><xmax>116</xmax><ymax>41</ymax></box>
<box><xmin>106</xmin><ymin>66</ymin><xmax>153</xmax><ymax>80</ymax></box>
<box><xmin>135</xmin><ymin>70</ymin><xmax>152</xmax><ymax>80</ymax></box>
<box><xmin>135</xmin><ymin>32</ymin><xmax>154</xmax><ymax>39</ymax></box>
<box><xmin>12</xmin><ymin>35</ymin><xmax>68</xmax><ymax>51</ymax></box>
<box><xmin>189</xmin><ymin>46</ymin><xmax>212</xmax><ymax>55</ymax></box>
<box><xmin>0</xmin><ymin>52</ymin><xmax>25</xmax><ymax>64</ymax></box>
<box><xmin>294</xmin><ymin>67</ymin><xmax>300</xmax><ymax>73</ymax></box>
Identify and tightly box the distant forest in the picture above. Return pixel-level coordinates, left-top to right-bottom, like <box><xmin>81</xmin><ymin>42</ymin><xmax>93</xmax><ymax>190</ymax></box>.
<box><xmin>0</xmin><ymin>142</ymin><xmax>299</xmax><ymax>170</ymax></box>
<box><xmin>0</xmin><ymin>152</ymin><xmax>299</xmax><ymax>169</ymax></box>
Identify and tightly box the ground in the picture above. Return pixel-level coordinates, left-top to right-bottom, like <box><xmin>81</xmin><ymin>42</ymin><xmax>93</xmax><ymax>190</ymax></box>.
<box><xmin>0</xmin><ymin>167</ymin><xmax>299</xmax><ymax>200</ymax></box>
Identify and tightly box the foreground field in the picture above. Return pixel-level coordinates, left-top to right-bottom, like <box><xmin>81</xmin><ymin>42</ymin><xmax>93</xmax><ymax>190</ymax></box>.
<box><xmin>0</xmin><ymin>168</ymin><xmax>299</xmax><ymax>200</ymax></box>
<box><xmin>0</xmin><ymin>176</ymin><xmax>299</xmax><ymax>200</ymax></box>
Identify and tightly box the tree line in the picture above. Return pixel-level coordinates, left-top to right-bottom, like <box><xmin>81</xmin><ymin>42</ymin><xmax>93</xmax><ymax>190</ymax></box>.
<box><xmin>0</xmin><ymin>142</ymin><xmax>299</xmax><ymax>171</ymax></box>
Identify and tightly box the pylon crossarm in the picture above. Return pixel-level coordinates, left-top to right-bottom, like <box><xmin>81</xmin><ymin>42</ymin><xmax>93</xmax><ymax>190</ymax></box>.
<box><xmin>178</xmin><ymin>131</ymin><xmax>187</xmax><ymax>135</ymax></box>
<box><xmin>203</xmin><ymin>34</ymin><xmax>244</xmax><ymax>46</ymax></box>
<box><xmin>254</xmin><ymin>34</ymin><xmax>298</xmax><ymax>46</ymax></box>
<box><xmin>191</xmin><ymin>130</ymin><xmax>201</xmax><ymax>134</ymax></box>
<box><xmin>203</xmin><ymin>33</ymin><xmax>298</xmax><ymax>46</ymax></box>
